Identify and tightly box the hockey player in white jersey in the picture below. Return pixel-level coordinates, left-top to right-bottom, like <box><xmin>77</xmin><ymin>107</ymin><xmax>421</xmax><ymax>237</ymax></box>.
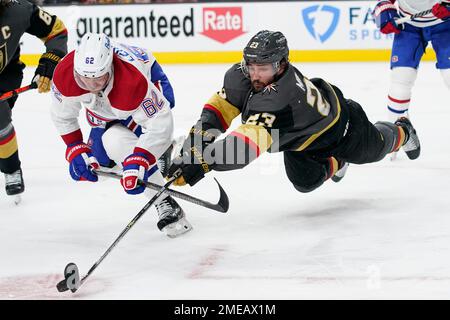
<box><xmin>373</xmin><ymin>0</ymin><xmax>449</xmax><ymax>158</ymax></box>
<box><xmin>50</xmin><ymin>33</ymin><xmax>192</xmax><ymax>238</ymax></box>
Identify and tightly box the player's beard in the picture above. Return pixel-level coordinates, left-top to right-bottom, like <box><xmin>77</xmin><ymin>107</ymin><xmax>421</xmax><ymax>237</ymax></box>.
<box><xmin>252</xmin><ymin>80</ymin><xmax>267</xmax><ymax>92</ymax></box>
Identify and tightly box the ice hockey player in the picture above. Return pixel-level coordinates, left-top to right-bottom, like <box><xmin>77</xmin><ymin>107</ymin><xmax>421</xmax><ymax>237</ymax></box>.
<box><xmin>50</xmin><ymin>33</ymin><xmax>192</xmax><ymax>238</ymax></box>
<box><xmin>373</xmin><ymin>0</ymin><xmax>449</xmax><ymax>158</ymax></box>
<box><xmin>167</xmin><ymin>30</ymin><xmax>421</xmax><ymax>195</ymax></box>
<box><xmin>0</xmin><ymin>0</ymin><xmax>67</xmax><ymax>202</ymax></box>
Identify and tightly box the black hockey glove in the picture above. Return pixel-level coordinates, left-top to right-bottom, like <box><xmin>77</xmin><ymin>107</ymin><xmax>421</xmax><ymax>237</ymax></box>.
<box><xmin>168</xmin><ymin>127</ymin><xmax>217</xmax><ymax>186</ymax></box>
<box><xmin>33</xmin><ymin>50</ymin><xmax>65</xmax><ymax>93</ymax></box>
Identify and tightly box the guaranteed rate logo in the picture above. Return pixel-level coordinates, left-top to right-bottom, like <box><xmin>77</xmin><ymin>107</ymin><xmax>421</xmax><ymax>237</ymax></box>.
<box><xmin>200</xmin><ymin>7</ymin><xmax>246</xmax><ymax>44</ymax></box>
<box><xmin>76</xmin><ymin>8</ymin><xmax>194</xmax><ymax>39</ymax></box>
<box><xmin>302</xmin><ymin>5</ymin><xmax>340</xmax><ymax>43</ymax></box>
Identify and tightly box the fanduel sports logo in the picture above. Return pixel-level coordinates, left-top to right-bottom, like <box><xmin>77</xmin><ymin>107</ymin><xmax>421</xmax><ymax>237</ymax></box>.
<box><xmin>200</xmin><ymin>7</ymin><xmax>246</xmax><ymax>44</ymax></box>
<box><xmin>302</xmin><ymin>5</ymin><xmax>340</xmax><ymax>43</ymax></box>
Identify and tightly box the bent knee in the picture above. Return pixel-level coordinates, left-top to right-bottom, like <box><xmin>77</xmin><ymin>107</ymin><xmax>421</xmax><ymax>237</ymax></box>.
<box><xmin>102</xmin><ymin>124</ymin><xmax>136</xmax><ymax>163</ymax></box>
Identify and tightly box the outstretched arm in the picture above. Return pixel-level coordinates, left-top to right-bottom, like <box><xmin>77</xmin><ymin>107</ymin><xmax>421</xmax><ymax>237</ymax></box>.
<box><xmin>207</xmin><ymin>123</ymin><xmax>273</xmax><ymax>171</ymax></box>
<box><xmin>168</xmin><ymin>64</ymin><xmax>249</xmax><ymax>186</ymax></box>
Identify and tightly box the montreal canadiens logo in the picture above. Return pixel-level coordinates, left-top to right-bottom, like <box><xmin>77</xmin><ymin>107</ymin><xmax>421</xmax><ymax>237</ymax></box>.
<box><xmin>86</xmin><ymin>109</ymin><xmax>112</xmax><ymax>127</ymax></box>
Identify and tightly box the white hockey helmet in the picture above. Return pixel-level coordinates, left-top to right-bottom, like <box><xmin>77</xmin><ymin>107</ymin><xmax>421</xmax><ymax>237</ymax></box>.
<box><xmin>74</xmin><ymin>33</ymin><xmax>113</xmax><ymax>78</ymax></box>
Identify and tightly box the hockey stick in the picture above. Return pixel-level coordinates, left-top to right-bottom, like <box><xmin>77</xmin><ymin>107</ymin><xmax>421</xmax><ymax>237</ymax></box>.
<box><xmin>0</xmin><ymin>82</ymin><xmax>38</xmax><ymax>102</ymax></box>
<box><xmin>94</xmin><ymin>169</ymin><xmax>229</xmax><ymax>213</ymax></box>
<box><xmin>56</xmin><ymin>177</ymin><xmax>176</xmax><ymax>294</ymax></box>
<box><xmin>396</xmin><ymin>8</ymin><xmax>433</xmax><ymax>24</ymax></box>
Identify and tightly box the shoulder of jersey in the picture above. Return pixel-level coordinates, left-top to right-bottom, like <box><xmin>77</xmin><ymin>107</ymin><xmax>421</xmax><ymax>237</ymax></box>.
<box><xmin>13</xmin><ymin>0</ymin><xmax>31</xmax><ymax>8</ymax></box>
<box><xmin>224</xmin><ymin>63</ymin><xmax>251</xmax><ymax>90</ymax></box>
<box><xmin>113</xmin><ymin>42</ymin><xmax>156</xmax><ymax>66</ymax></box>
<box><xmin>108</xmin><ymin>54</ymin><xmax>148</xmax><ymax>111</ymax></box>
<box><xmin>5</xmin><ymin>0</ymin><xmax>32</xmax><ymax>19</ymax></box>
<box><xmin>277</xmin><ymin>65</ymin><xmax>305</xmax><ymax>102</ymax></box>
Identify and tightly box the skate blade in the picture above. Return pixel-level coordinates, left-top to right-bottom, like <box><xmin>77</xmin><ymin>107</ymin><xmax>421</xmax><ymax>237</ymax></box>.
<box><xmin>331</xmin><ymin>163</ymin><xmax>349</xmax><ymax>183</ymax></box>
<box><xmin>162</xmin><ymin>217</ymin><xmax>193</xmax><ymax>238</ymax></box>
<box><xmin>13</xmin><ymin>195</ymin><xmax>21</xmax><ymax>205</ymax></box>
<box><xmin>331</xmin><ymin>175</ymin><xmax>344</xmax><ymax>183</ymax></box>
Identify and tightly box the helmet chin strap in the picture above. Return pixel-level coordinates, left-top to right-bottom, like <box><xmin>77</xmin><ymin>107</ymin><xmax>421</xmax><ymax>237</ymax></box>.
<box><xmin>273</xmin><ymin>61</ymin><xmax>281</xmax><ymax>73</ymax></box>
<box><xmin>240</xmin><ymin>60</ymin><xmax>249</xmax><ymax>78</ymax></box>
<box><xmin>103</xmin><ymin>65</ymin><xmax>114</xmax><ymax>89</ymax></box>
<box><xmin>102</xmin><ymin>70</ymin><xmax>113</xmax><ymax>91</ymax></box>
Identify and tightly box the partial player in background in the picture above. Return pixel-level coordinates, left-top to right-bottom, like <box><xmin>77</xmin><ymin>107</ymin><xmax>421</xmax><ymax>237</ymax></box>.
<box><xmin>51</xmin><ymin>33</ymin><xmax>191</xmax><ymax>238</ymax></box>
<box><xmin>0</xmin><ymin>0</ymin><xmax>67</xmax><ymax>203</ymax></box>
<box><xmin>373</xmin><ymin>0</ymin><xmax>450</xmax><ymax>159</ymax></box>
<box><xmin>167</xmin><ymin>30</ymin><xmax>421</xmax><ymax>197</ymax></box>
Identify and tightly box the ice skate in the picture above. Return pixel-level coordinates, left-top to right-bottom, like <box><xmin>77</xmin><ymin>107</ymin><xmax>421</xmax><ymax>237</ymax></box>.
<box><xmin>155</xmin><ymin>195</ymin><xmax>192</xmax><ymax>238</ymax></box>
<box><xmin>395</xmin><ymin>117</ymin><xmax>420</xmax><ymax>160</ymax></box>
<box><xmin>389</xmin><ymin>113</ymin><xmax>408</xmax><ymax>161</ymax></box>
<box><xmin>157</xmin><ymin>136</ymin><xmax>185</xmax><ymax>178</ymax></box>
<box><xmin>157</xmin><ymin>144</ymin><xmax>173</xmax><ymax>178</ymax></box>
<box><xmin>5</xmin><ymin>169</ymin><xmax>25</xmax><ymax>205</ymax></box>
<box><xmin>331</xmin><ymin>161</ymin><xmax>349</xmax><ymax>183</ymax></box>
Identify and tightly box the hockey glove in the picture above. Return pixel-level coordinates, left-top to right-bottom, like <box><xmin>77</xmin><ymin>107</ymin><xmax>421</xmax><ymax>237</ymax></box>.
<box><xmin>121</xmin><ymin>148</ymin><xmax>157</xmax><ymax>195</ymax></box>
<box><xmin>33</xmin><ymin>50</ymin><xmax>65</xmax><ymax>93</ymax></box>
<box><xmin>168</xmin><ymin>127</ymin><xmax>216</xmax><ymax>187</ymax></box>
<box><xmin>373</xmin><ymin>1</ymin><xmax>403</xmax><ymax>34</ymax></box>
<box><xmin>66</xmin><ymin>142</ymin><xmax>99</xmax><ymax>182</ymax></box>
<box><xmin>432</xmin><ymin>1</ymin><xmax>450</xmax><ymax>20</ymax></box>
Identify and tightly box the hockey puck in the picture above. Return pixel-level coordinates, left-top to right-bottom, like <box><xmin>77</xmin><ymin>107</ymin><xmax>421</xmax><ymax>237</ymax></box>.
<box><xmin>56</xmin><ymin>279</ymin><xmax>69</xmax><ymax>292</ymax></box>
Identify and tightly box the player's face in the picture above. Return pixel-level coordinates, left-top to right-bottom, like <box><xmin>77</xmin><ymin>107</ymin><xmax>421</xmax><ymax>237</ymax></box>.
<box><xmin>74</xmin><ymin>71</ymin><xmax>110</xmax><ymax>93</ymax></box>
<box><xmin>248</xmin><ymin>63</ymin><xmax>278</xmax><ymax>92</ymax></box>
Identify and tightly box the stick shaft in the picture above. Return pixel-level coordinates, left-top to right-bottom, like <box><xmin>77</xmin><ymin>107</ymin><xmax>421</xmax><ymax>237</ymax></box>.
<box><xmin>79</xmin><ymin>178</ymin><xmax>175</xmax><ymax>287</ymax></box>
<box><xmin>396</xmin><ymin>9</ymin><xmax>433</xmax><ymax>24</ymax></box>
<box><xmin>0</xmin><ymin>82</ymin><xmax>37</xmax><ymax>102</ymax></box>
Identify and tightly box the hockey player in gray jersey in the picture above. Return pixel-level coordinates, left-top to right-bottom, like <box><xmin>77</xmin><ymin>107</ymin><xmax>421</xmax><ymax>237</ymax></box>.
<box><xmin>167</xmin><ymin>30</ymin><xmax>421</xmax><ymax>195</ymax></box>
<box><xmin>0</xmin><ymin>0</ymin><xmax>67</xmax><ymax>201</ymax></box>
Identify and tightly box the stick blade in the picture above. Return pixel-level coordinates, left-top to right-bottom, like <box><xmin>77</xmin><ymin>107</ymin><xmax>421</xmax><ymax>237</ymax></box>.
<box><xmin>213</xmin><ymin>178</ymin><xmax>229</xmax><ymax>213</ymax></box>
<box><xmin>95</xmin><ymin>169</ymin><xmax>230</xmax><ymax>213</ymax></box>
<box><xmin>56</xmin><ymin>262</ymin><xmax>81</xmax><ymax>293</ymax></box>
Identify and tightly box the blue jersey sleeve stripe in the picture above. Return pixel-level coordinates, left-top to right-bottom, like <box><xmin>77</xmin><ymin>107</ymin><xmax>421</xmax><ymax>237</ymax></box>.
<box><xmin>151</xmin><ymin>61</ymin><xmax>175</xmax><ymax>108</ymax></box>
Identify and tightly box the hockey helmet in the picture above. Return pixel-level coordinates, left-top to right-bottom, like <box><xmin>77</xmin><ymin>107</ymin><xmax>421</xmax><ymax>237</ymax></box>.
<box><xmin>242</xmin><ymin>30</ymin><xmax>289</xmax><ymax>78</ymax></box>
<box><xmin>243</xmin><ymin>30</ymin><xmax>289</xmax><ymax>65</ymax></box>
<box><xmin>74</xmin><ymin>33</ymin><xmax>113</xmax><ymax>79</ymax></box>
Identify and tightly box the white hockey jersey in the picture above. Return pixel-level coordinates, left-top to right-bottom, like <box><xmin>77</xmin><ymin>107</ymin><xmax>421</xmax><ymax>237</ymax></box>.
<box><xmin>396</xmin><ymin>0</ymin><xmax>445</xmax><ymax>27</ymax></box>
<box><xmin>51</xmin><ymin>41</ymin><xmax>173</xmax><ymax>160</ymax></box>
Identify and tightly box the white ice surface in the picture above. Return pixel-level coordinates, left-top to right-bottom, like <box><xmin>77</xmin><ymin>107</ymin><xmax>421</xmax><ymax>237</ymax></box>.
<box><xmin>0</xmin><ymin>62</ymin><xmax>449</xmax><ymax>299</ymax></box>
